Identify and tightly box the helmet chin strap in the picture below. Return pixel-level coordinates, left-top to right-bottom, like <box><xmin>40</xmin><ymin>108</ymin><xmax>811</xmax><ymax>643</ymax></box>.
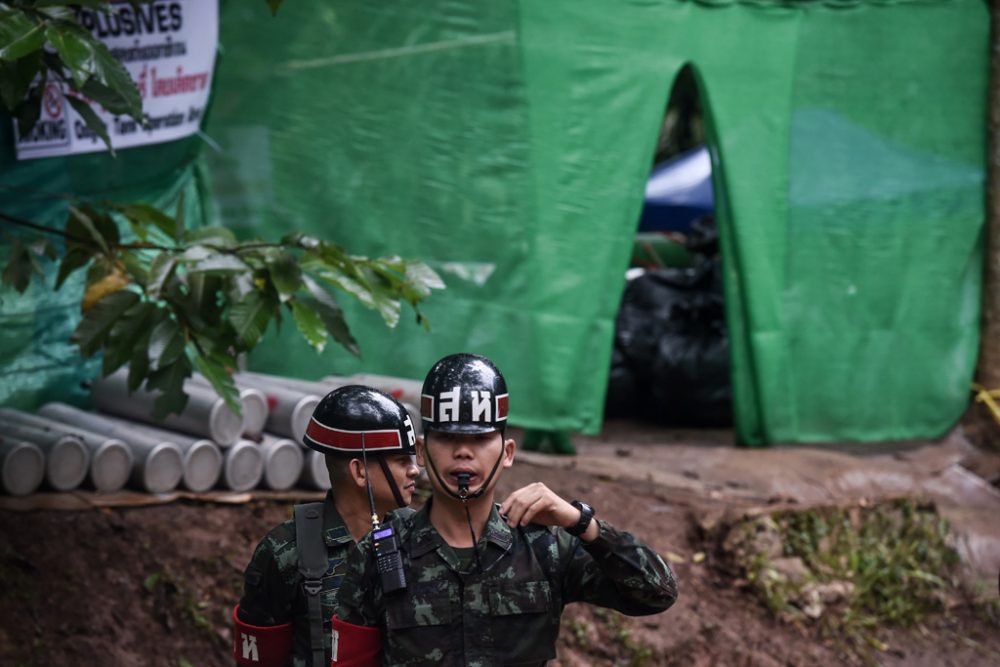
<box><xmin>424</xmin><ymin>435</ymin><xmax>505</xmax><ymax>502</ymax></box>
<box><xmin>376</xmin><ymin>456</ymin><xmax>408</xmax><ymax>509</ymax></box>
<box><xmin>423</xmin><ymin>431</ymin><xmax>505</xmax><ymax>575</ymax></box>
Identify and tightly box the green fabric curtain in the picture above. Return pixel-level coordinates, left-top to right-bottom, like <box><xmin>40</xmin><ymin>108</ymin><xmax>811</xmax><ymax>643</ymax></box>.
<box><xmin>1</xmin><ymin>0</ymin><xmax>987</xmax><ymax>445</ymax></box>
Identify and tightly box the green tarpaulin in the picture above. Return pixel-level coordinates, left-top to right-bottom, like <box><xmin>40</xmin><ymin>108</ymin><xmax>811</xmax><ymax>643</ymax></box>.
<box><xmin>1</xmin><ymin>0</ymin><xmax>988</xmax><ymax>445</ymax></box>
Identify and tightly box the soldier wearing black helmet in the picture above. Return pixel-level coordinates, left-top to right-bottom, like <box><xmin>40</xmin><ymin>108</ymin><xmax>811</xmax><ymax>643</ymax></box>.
<box><xmin>332</xmin><ymin>353</ymin><xmax>678</xmax><ymax>667</ymax></box>
<box><xmin>233</xmin><ymin>385</ymin><xmax>420</xmax><ymax>667</ymax></box>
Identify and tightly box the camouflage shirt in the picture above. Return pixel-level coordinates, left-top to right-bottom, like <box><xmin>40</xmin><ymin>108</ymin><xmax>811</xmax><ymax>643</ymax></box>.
<box><xmin>237</xmin><ymin>491</ymin><xmax>354</xmax><ymax>667</ymax></box>
<box><xmin>336</xmin><ymin>499</ymin><xmax>678</xmax><ymax>666</ymax></box>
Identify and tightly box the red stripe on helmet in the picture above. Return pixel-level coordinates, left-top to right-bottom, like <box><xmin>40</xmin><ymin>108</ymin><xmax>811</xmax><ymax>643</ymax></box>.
<box><xmin>420</xmin><ymin>395</ymin><xmax>434</xmax><ymax>419</ymax></box>
<box><xmin>305</xmin><ymin>421</ymin><xmax>401</xmax><ymax>452</ymax></box>
<box><xmin>496</xmin><ymin>394</ymin><xmax>509</xmax><ymax>420</ymax></box>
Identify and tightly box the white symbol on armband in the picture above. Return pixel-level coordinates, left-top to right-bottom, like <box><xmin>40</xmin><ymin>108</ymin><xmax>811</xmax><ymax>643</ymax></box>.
<box><xmin>241</xmin><ymin>633</ymin><xmax>259</xmax><ymax>661</ymax></box>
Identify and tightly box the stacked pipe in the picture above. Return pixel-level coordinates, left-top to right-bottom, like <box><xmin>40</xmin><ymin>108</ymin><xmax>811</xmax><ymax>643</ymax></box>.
<box><xmin>0</xmin><ymin>407</ymin><xmax>133</xmax><ymax>492</ymax></box>
<box><xmin>1</xmin><ymin>369</ymin><xmax>426</xmax><ymax>497</ymax></box>
<box><xmin>34</xmin><ymin>403</ymin><xmax>184</xmax><ymax>494</ymax></box>
<box><xmin>91</xmin><ymin>370</ymin><xmax>245</xmax><ymax>446</ymax></box>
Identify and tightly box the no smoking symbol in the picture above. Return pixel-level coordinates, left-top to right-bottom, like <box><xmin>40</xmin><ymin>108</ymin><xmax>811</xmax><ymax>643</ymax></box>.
<box><xmin>43</xmin><ymin>83</ymin><xmax>62</xmax><ymax>119</ymax></box>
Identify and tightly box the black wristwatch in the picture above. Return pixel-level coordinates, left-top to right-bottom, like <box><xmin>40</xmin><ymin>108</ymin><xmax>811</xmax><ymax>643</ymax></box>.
<box><xmin>567</xmin><ymin>500</ymin><xmax>596</xmax><ymax>537</ymax></box>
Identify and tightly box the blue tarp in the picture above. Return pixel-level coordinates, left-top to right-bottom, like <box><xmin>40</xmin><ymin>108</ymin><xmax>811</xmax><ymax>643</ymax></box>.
<box><xmin>638</xmin><ymin>145</ymin><xmax>714</xmax><ymax>232</ymax></box>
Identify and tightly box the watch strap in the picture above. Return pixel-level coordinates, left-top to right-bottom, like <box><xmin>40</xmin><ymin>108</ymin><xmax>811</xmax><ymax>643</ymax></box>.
<box><xmin>567</xmin><ymin>500</ymin><xmax>595</xmax><ymax>537</ymax></box>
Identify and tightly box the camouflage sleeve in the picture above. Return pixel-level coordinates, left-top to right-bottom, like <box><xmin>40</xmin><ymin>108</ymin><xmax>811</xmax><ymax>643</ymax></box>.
<box><xmin>236</xmin><ymin>524</ymin><xmax>299</xmax><ymax>627</ymax></box>
<box><xmin>559</xmin><ymin>519</ymin><xmax>677</xmax><ymax>616</ymax></box>
<box><xmin>334</xmin><ymin>537</ymin><xmax>383</xmax><ymax>627</ymax></box>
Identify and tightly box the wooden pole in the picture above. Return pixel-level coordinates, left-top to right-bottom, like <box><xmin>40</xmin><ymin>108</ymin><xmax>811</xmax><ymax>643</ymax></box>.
<box><xmin>971</xmin><ymin>5</ymin><xmax>1000</xmax><ymax>446</ymax></box>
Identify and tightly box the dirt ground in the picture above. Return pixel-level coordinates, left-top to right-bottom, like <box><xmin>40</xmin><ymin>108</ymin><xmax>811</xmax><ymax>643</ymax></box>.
<box><xmin>1</xmin><ymin>420</ymin><xmax>999</xmax><ymax>667</ymax></box>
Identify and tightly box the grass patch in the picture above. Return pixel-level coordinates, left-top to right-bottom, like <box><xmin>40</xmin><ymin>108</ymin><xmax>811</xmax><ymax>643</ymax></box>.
<box><xmin>728</xmin><ymin>499</ymin><xmax>968</xmax><ymax>662</ymax></box>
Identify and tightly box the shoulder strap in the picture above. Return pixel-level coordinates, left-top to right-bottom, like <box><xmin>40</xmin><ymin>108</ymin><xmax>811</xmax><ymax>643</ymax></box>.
<box><xmin>294</xmin><ymin>502</ymin><xmax>328</xmax><ymax>667</ymax></box>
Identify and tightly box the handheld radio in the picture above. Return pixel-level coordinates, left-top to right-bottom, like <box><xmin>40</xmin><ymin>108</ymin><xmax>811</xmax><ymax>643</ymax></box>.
<box><xmin>372</xmin><ymin>524</ymin><xmax>407</xmax><ymax>593</ymax></box>
<box><xmin>360</xmin><ymin>433</ymin><xmax>407</xmax><ymax>594</ymax></box>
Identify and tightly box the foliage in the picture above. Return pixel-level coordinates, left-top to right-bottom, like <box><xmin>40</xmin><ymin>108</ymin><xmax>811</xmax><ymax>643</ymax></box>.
<box><xmin>1</xmin><ymin>200</ymin><xmax>444</xmax><ymax>419</ymax></box>
<box><xmin>735</xmin><ymin>499</ymin><xmax>964</xmax><ymax>662</ymax></box>
<box><xmin>0</xmin><ymin>0</ymin><xmax>145</xmax><ymax>155</ymax></box>
<box><xmin>1</xmin><ymin>0</ymin><xmax>444</xmax><ymax>419</ymax></box>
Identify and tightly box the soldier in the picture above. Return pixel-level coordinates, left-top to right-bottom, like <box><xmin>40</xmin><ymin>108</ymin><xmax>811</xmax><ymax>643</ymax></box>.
<box><xmin>332</xmin><ymin>353</ymin><xmax>678</xmax><ymax>666</ymax></box>
<box><xmin>233</xmin><ymin>385</ymin><xmax>420</xmax><ymax>667</ymax></box>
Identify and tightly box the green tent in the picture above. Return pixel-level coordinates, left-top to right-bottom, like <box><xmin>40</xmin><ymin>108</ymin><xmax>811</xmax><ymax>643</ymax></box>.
<box><xmin>1</xmin><ymin>0</ymin><xmax>988</xmax><ymax>445</ymax></box>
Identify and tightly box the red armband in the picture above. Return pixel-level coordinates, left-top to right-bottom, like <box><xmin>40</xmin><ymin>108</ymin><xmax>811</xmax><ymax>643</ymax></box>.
<box><xmin>232</xmin><ymin>605</ymin><xmax>293</xmax><ymax>667</ymax></box>
<box><xmin>331</xmin><ymin>615</ymin><xmax>382</xmax><ymax>666</ymax></box>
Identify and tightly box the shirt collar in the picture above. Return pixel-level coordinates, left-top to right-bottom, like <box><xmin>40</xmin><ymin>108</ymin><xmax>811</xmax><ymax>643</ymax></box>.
<box><xmin>409</xmin><ymin>498</ymin><xmax>514</xmax><ymax>558</ymax></box>
<box><xmin>322</xmin><ymin>490</ymin><xmax>354</xmax><ymax>547</ymax></box>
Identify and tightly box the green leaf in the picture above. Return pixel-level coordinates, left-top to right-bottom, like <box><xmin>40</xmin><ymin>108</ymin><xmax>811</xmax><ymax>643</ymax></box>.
<box><xmin>103</xmin><ymin>301</ymin><xmax>153</xmax><ymax>376</ymax></box>
<box><xmin>302</xmin><ymin>276</ymin><xmax>359</xmax><ymax>356</ymax></box>
<box><xmin>31</xmin><ymin>238</ymin><xmax>57</xmax><ymax>261</ymax></box>
<box><xmin>119</xmin><ymin>250</ymin><xmax>149</xmax><ymax>287</ymax></box>
<box><xmin>405</xmin><ymin>261</ymin><xmax>445</xmax><ymax>293</ymax></box>
<box><xmin>183</xmin><ymin>226</ymin><xmax>236</xmax><ymax>248</ymax></box>
<box><xmin>128</xmin><ymin>334</ymin><xmax>151</xmax><ymax>392</ymax></box>
<box><xmin>0</xmin><ymin>52</ymin><xmax>43</xmax><ymax>112</ymax></box>
<box><xmin>146</xmin><ymin>253</ymin><xmax>178</xmax><ymax>298</ymax></box>
<box><xmin>67</xmin><ymin>205</ymin><xmax>110</xmax><ymax>254</ymax></box>
<box><xmin>290</xmin><ymin>299</ymin><xmax>327</xmax><ymax>353</ymax></box>
<box><xmin>148</xmin><ymin>317</ymin><xmax>185</xmax><ymax>370</ymax></box>
<box><xmin>228</xmin><ymin>291</ymin><xmax>273</xmax><ymax>349</ymax></box>
<box><xmin>188</xmin><ymin>273</ymin><xmax>223</xmax><ymax>327</ymax></box>
<box><xmin>44</xmin><ymin>23</ymin><xmax>93</xmax><ymax>89</ymax></box>
<box><xmin>117</xmin><ymin>203</ymin><xmax>177</xmax><ymax>241</ymax></box>
<box><xmin>1</xmin><ymin>237</ymin><xmax>33</xmax><ymax>292</ymax></box>
<box><xmin>78</xmin><ymin>78</ymin><xmax>134</xmax><ymax>117</ymax></box>
<box><xmin>174</xmin><ymin>191</ymin><xmax>186</xmax><ymax>239</ymax></box>
<box><xmin>45</xmin><ymin>21</ymin><xmax>141</xmax><ymax>118</ymax></box>
<box><xmin>187</xmin><ymin>253</ymin><xmax>249</xmax><ymax>275</ymax></box>
<box><xmin>14</xmin><ymin>80</ymin><xmax>43</xmax><ymax>138</ymax></box>
<box><xmin>147</xmin><ymin>355</ymin><xmax>192</xmax><ymax>421</ymax></box>
<box><xmin>55</xmin><ymin>246</ymin><xmax>93</xmax><ymax>289</ymax></box>
<box><xmin>0</xmin><ymin>11</ymin><xmax>46</xmax><ymax>61</ymax></box>
<box><xmin>70</xmin><ymin>289</ymin><xmax>140</xmax><ymax>357</ymax></box>
<box><xmin>66</xmin><ymin>93</ymin><xmax>113</xmax><ymax>154</ymax></box>
<box><xmin>267</xmin><ymin>251</ymin><xmax>301</xmax><ymax>300</ymax></box>
<box><xmin>193</xmin><ymin>353</ymin><xmax>241</xmax><ymax>416</ymax></box>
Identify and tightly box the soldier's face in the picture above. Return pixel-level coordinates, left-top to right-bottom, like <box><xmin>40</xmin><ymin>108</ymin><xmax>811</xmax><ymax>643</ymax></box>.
<box><xmin>418</xmin><ymin>430</ymin><xmax>515</xmax><ymax>498</ymax></box>
<box><xmin>369</xmin><ymin>453</ymin><xmax>420</xmax><ymax>511</ymax></box>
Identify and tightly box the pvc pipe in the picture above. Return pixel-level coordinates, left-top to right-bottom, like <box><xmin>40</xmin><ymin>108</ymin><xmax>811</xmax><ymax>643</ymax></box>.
<box><xmin>37</xmin><ymin>403</ymin><xmax>182</xmax><ymax>494</ymax></box>
<box><xmin>0</xmin><ymin>437</ymin><xmax>45</xmax><ymax>496</ymax></box>
<box><xmin>188</xmin><ymin>375</ymin><xmax>269</xmax><ymax>439</ymax></box>
<box><xmin>91</xmin><ymin>370</ymin><xmax>243</xmax><ymax>446</ymax></box>
<box><xmin>239</xmin><ymin>371</ymin><xmax>344</xmax><ymax>397</ymax></box>
<box><xmin>259</xmin><ymin>434</ymin><xmax>304</xmax><ymax>491</ymax></box>
<box><xmin>299</xmin><ymin>449</ymin><xmax>331</xmax><ymax>491</ymax></box>
<box><xmin>0</xmin><ymin>410</ymin><xmax>89</xmax><ymax>491</ymax></box>
<box><xmin>90</xmin><ymin>412</ymin><xmax>223</xmax><ymax>493</ymax></box>
<box><xmin>0</xmin><ymin>408</ymin><xmax>132</xmax><ymax>492</ymax></box>
<box><xmin>219</xmin><ymin>439</ymin><xmax>264</xmax><ymax>492</ymax></box>
<box><xmin>230</xmin><ymin>375</ymin><xmax>318</xmax><ymax>444</ymax></box>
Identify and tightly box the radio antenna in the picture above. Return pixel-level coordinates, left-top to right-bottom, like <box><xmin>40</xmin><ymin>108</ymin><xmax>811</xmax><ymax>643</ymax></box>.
<box><xmin>360</xmin><ymin>433</ymin><xmax>379</xmax><ymax>530</ymax></box>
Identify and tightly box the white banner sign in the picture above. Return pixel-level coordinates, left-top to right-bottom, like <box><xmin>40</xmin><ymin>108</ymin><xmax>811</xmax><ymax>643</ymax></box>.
<box><xmin>14</xmin><ymin>0</ymin><xmax>218</xmax><ymax>160</ymax></box>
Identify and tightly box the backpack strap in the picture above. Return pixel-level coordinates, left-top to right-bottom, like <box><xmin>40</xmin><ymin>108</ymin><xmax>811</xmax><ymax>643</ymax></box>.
<box><xmin>294</xmin><ymin>502</ymin><xmax>328</xmax><ymax>667</ymax></box>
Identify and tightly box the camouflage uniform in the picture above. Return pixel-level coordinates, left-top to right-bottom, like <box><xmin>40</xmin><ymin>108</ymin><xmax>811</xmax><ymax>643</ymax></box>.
<box><xmin>237</xmin><ymin>491</ymin><xmax>353</xmax><ymax>667</ymax></box>
<box><xmin>336</xmin><ymin>500</ymin><xmax>678</xmax><ymax>666</ymax></box>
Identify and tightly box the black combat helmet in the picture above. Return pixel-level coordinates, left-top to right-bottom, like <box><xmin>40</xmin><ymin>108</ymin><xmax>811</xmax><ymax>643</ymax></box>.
<box><xmin>303</xmin><ymin>385</ymin><xmax>416</xmax><ymax>457</ymax></box>
<box><xmin>420</xmin><ymin>353</ymin><xmax>508</xmax><ymax>435</ymax></box>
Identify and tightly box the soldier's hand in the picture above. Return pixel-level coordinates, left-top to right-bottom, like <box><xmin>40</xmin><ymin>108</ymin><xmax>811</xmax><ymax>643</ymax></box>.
<box><xmin>499</xmin><ymin>482</ymin><xmax>578</xmax><ymax>530</ymax></box>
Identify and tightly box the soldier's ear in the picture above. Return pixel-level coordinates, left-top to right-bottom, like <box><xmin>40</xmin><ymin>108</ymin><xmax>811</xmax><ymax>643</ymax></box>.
<box><xmin>502</xmin><ymin>437</ymin><xmax>516</xmax><ymax>469</ymax></box>
<box><xmin>415</xmin><ymin>436</ymin><xmax>426</xmax><ymax>466</ymax></box>
<box><xmin>347</xmin><ymin>458</ymin><xmax>367</xmax><ymax>488</ymax></box>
